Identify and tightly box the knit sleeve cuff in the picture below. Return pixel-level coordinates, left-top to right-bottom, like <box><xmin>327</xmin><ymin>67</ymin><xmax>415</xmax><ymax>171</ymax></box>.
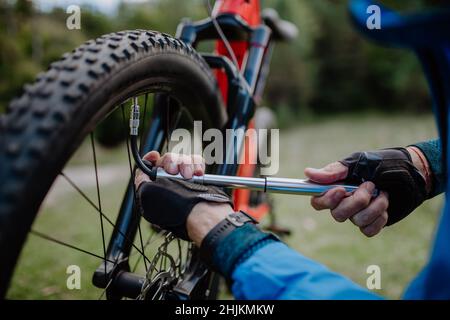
<box><xmin>211</xmin><ymin>224</ymin><xmax>279</xmax><ymax>278</ymax></box>
<box><xmin>411</xmin><ymin>139</ymin><xmax>445</xmax><ymax>197</ymax></box>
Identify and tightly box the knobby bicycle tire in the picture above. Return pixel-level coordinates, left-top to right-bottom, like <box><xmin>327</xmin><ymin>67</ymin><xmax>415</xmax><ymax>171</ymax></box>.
<box><xmin>0</xmin><ymin>29</ymin><xmax>227</xmax><ymax>298</ymax></box>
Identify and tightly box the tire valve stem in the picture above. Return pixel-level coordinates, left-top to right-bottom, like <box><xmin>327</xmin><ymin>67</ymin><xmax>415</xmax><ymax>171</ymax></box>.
<box><xmin>129</xmin><ymin>97</ymin><xmax>140</xmax><ymax>136</ymax></box>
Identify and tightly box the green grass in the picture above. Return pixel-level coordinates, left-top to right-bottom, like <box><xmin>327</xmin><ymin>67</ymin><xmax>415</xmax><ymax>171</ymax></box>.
<box><xmin>7</xmin><ymin>113</ymin><xmax>441</xmax><ymax>299</ymax></box>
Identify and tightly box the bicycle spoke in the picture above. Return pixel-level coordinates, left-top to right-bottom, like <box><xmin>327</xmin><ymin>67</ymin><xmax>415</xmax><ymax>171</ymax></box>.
<box><xmin>90</xmin><ymin>132</ymin><xmax>108</xmax><ymax>284</ymax></box>
<box><xmin>165</xmin><ymin>95</ymin><xmax>171</xmax><ymax>153</ymax></box>
<box><xmin>97</xmin><ymin>252</ymin><xmax>125</xmax><ymax>300</ymax></box>
<box><xmin>121</xmin><ymin>101</ymin><xmax>148</xmax><ymax>272</ymax></box>
<box><xmin>30</xmin><ymin>230</ymin><xmax>115</xmax><ymax>264</ymax></box>
<box><xmin>131</xmin><ymin>227</ymin><xmax>163</xmax><ymax>272</ymax></box>
<box><xmin>98</xmin><ymin>278</ymin><xmax>114</xmax><ymax>300</ymax></box>
<box><xmin>59</xmin><ymin>172</ymin><xmax>151</xmax><ymax>264</ymax></box>
<box><xmin>139</xmin><ymin>93</ymin><xmax>149</xmax><ymax>149</ymax></box>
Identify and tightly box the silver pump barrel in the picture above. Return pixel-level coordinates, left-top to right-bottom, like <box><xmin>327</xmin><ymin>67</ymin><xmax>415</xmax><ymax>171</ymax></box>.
<box><xmin>153</xmin><ymin>168</ymin><xmax>366</xmax><ymax>196</ymax></box>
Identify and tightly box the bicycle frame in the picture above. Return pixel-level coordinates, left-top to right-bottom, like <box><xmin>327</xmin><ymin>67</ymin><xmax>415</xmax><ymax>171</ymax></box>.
<box><xmin>214</xmin><ymin>0</ymin><xmax>272</xmax><ymax>220</ymax></box>
<box><xmin>93</xmin><ymin>0</ymin><xmax>275</xmax><ymax>299</ymax></box>
<box><xmin>177</xmin><ymin>0</ymin><xmax>274</xmax><ymax>218</ymax></box>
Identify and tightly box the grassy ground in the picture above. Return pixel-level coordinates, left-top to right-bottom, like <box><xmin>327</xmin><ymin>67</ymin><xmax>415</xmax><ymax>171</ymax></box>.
<box><xmin>7</xmin><ymin>113</ymin><xmax>442</xmax><ymax>299</ymax></box>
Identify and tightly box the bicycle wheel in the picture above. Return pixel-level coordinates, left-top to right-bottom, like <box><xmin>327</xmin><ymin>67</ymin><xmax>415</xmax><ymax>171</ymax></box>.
<box><xmin>0</xmin><ymin>30</ymin><xmax>227</xmax><ymax>298</ymax></box>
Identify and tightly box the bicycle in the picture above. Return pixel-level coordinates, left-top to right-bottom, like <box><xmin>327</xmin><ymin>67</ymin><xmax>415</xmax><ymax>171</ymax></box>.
<box><xmin>0</xmin><ymin>0</ymin><xmax>298</xmax><ymax>299</ymax></box>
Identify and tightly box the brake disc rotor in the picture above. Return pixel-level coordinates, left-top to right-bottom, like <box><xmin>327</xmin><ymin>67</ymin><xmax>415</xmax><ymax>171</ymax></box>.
<box><xmin>137</xmin><ymin>233</ymin><xmax>184</xmax><ymax>300</ymax></box>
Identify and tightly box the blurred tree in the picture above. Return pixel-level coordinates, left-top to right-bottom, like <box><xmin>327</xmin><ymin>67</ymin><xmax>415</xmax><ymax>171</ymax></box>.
<box><xmin>293</xmin><ymin>0</ymin><xmax>432</xmax><ymax>116</ymax></box>
<box><xmin>0</xmin><ymin>0</ymin><xmax>446</xmax><ymax>125</ymax></box>
<box><xmin>14</xmin><ymin>0</ymin><xmax>32</xmax><ymax>16</ymax></box>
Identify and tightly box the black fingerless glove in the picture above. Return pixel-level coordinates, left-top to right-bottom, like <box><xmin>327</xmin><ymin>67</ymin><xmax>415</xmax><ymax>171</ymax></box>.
<box><xmin>340</xmin><ymin>147</ymin><xmax>428</xmax><ymax>226</ymax></box>
<box><xmin>138</xmin><ymin>178</ymin><xmax>233</xmax><ymax>241</ymax></box>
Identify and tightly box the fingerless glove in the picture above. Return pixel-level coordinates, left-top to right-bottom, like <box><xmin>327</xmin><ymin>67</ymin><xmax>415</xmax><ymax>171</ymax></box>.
<box><xmin>138</xmin><ymin>178</ymin><xmax>233</xmax><ymax>240</ymax></box>
<box><xmin>340</xmin><ymin>148</ymin><xmax>427</xmax><ymax>225</ymax></box>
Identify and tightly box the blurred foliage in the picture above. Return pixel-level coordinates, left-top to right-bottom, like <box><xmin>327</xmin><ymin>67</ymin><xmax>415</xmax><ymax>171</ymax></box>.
<box><xmin>263</xmin><ymin>0</ymin><xmax>445</xmax><ymax>121</ymax></box>
<box><xmin>0</xmin><ymin>0</ymin><xmax>447</xmax><ymax>126</ymax></box>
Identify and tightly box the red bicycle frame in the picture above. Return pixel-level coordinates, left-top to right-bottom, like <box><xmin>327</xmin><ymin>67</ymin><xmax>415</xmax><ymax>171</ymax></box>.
<box><xmin>213</xmin><ymin>0</ymin><xmax>269</xmax><ymax>220</ymax></box>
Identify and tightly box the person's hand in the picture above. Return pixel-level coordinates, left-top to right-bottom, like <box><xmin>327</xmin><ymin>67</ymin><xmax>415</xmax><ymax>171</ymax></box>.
<box><xmin>304</xmin><ymin>147</ymin><xmax>430</xmax><ymax>237</ymax></box>
<box><xmin>135</xmin><ymin>151</ymin><xmax>232</xmax><ymax>245</ymax></box>
<box><xmin>305</xmin><ymin>162</ymin><xmax>388</xmax><ymax>237</ymax></box>
<box><xmin>135</xmin><ymin>151</ymin><xmax>206</xmax><ymax>190</ymax></box>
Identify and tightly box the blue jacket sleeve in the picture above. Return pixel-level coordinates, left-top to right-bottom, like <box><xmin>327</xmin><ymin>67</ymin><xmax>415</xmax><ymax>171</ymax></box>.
<box><xmin>411</xmin><ymin>139</ymin><xmax>444</xmax><ymax>197</ymax></box>
<box><xmin>209</xmin><ymin>224</ymin><xmax>381</xmax><ymax>300</ymax></box>
<box><xmin>230</xmin><ymin>242</ymin><xmax>382</xmax><ymax>300</ymax></box>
